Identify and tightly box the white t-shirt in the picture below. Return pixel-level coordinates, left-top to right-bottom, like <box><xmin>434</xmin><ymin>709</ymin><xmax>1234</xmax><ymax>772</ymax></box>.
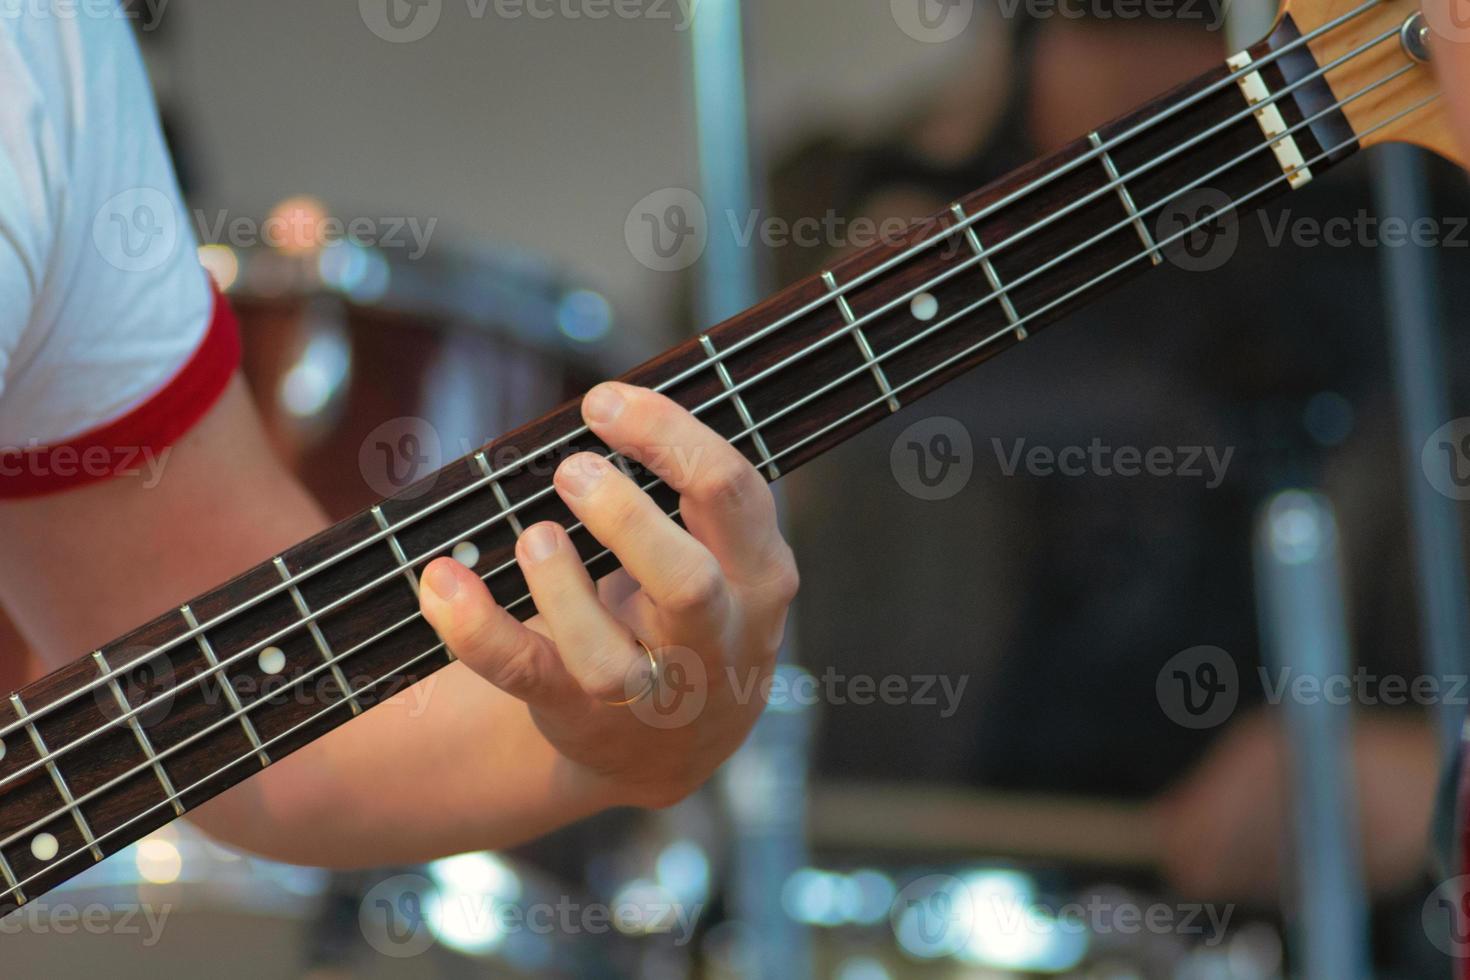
<box><xmin>0</xmin><ymin>5</ymin><xmax>236</xmax><ymax>497</ymax></box>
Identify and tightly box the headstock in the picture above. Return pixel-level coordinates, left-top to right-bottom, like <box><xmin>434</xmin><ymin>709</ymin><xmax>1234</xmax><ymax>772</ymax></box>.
<box><xmin>1275</xmin><ymin>0</ymin><xmax>1465</xmax><ymax>167</ymax></box>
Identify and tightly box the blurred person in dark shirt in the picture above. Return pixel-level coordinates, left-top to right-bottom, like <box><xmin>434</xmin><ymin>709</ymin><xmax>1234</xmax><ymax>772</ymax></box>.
<box><xmin>772</xmin><ymin>3</ymin><xmax>1459</xmax><ymax>915</ymax></box>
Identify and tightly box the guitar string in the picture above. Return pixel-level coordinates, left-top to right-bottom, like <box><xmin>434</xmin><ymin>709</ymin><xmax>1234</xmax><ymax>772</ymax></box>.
<box><xmin>0</xmin><ymin>38</ymin><xmax>1411</xmax><ymax>799</ymax></box>
<box><xmin>0</xmin><ymin>15</ymin><xmax>1393</xmax><ymax>769</ymax></box>
<box><xmin>0</xmin><ymin>85</ymin><xmax>1438</xmax><ymax>901</ymax></box>
<box><xmin>0</xmin><ymin>30</ymin><xmax>1413</xmax><ymax>795</ymax></box>
<box><xmin>0</xmin><ymin>0</ymin><xmax>1384</xmax><ymax>737</ymax></box>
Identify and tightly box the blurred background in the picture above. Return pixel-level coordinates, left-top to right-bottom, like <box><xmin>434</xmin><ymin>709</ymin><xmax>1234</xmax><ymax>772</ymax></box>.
<box><xmin>5</xmin><ymin>0</ymin><xmax>1470</xmax><ymax>976</ymax></box>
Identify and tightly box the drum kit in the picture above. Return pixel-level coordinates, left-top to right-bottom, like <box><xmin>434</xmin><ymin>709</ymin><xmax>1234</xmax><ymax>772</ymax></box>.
<box><xmin>0</xmin><ymin>222</ymin><xmax>1291</xmax><ymax>980</ymax></box>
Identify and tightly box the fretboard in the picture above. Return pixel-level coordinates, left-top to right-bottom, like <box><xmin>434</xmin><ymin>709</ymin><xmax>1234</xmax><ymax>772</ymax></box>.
<box><xmin>0</xmin><ymin>23</ymin><xmax>1357</xmax><ymax>915</ymax></box>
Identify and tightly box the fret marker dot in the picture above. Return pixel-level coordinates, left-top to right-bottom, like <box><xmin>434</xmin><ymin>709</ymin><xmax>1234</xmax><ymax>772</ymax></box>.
<box><xmin>910</xmin><ymin>292</ymin><xmax>939</xmax><ymax>322</ymax></box>
<box><xmin>0</xmin><ymin>737</ymin><xmax>6</xmax><ymax>762</ymax></box>
<box><xmin>31</xmin><ymin>833</ymin><xmax>58</xmax><ymax>862</ymax></box>
<box><xmin>452</xmin><ymin>541</ymin><xmax>480</xmax><ymax>568</ymax></box>
<box><xmin>258</xmin><ymin>646</ymin><xmax>287</xmax><ymax>676</ymax></box>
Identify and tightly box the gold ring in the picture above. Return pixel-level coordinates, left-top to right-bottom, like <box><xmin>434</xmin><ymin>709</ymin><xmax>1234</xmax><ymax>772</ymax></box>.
<box><xmin>602</xmin><ymin>639</ymin><xmax>659</xmax><ymax>707</ymax></box>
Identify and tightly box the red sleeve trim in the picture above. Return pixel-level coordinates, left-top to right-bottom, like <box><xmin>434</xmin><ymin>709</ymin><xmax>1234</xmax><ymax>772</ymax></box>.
<box><xmin>0</xmin><ymin>281</ymin><xmax>242</xmax><ymax>499</ymax></box>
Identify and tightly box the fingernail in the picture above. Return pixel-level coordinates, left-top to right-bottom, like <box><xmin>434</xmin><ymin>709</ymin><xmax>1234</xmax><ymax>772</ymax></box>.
<box><xmin>558</xmin><ymin>454</ymin><xmax>607</xmax><ymax>498</ymax></box>
<box><xmin>426</xmin><ymin>560</ymin><xmax>460</xmax><ymax>601</ymax></box>
<box><xmin>583</xmin><ymin>384</ymin><xmax>625</xmax><ymax>425</ymax></box>
<box><xmin>522</xmin><ymin>523</ymin><xmax>559</xmax><ymax>563</ymax></box>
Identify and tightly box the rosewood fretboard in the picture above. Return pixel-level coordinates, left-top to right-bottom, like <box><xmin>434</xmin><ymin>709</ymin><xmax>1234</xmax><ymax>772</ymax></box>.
<box><xmin>0</xmin><ymin>23</ymin><xmax>1357</xmax><ymax>915</ymax></box>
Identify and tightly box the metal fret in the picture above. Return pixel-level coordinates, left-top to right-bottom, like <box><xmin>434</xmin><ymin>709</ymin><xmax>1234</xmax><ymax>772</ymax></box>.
<box><xmin>699</xmin><ymin>334</ymin><xmax>780</xmax><ymax>480</ymax></box>
<box><xmin>1225</xmin><ymin>50</ymin><xmax>1313</xmax><ymax>189</ymax></box>
<box><xmin>372</xmin><ymin>505</ymin><xmax>421</xmax><ymax>598</ymax></box>
<box><xmin>0</xmin><ymin>850</ymin><xmax>24</xmax><ymax>905</ymax></box>
<box><xmin>92</xmin><ymin>652</ymin><xmax>185</xmax><ymax>817</ymax></box>
<box><xmin>1088</xmin><ymin>131</ymin><xmax>1163</xmax><ymax>266</ymax></box>
<box><xmin>370</xmin><ymin>508</ymin><xmax>450</xmax><ymax>660</ymax></box>
<box><xmin>10</xmin><ymin>694</ymin><xmax>103</xmax><ymax>861</ymax></box>
<box><xmin>477</xmin><ymin>454</ymin><xmax>525</xmax><ymax>536</ymax></box>
<box><xmin>949</xmin><ymin>203</ymin><xmax>1027</xmax><ymax>340</ymax></box>
<box><xmin>180</xmin><ymin>604</ymin><xmax>272</xmax><ymax>766</ymax></box>
<box><xmin>273</xmin><ymin>558</ymin><xmax>362</xmax><ymax>716</ymax></box>
<box><xmin>820</xmin><ymin>271</ymin><xmax>901</xmax><ymax>414</ymax></box>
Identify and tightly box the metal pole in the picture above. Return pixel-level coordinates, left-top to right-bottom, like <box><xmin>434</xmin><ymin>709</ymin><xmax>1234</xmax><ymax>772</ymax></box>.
<box><xmin>1370</xmin><ymin>144</ymin><xmax>1470</xmax><ymax>755</ymax></box>
<box><xmin>691</xmin><ymin>0</ymin><xmax>759</xmax><ymax>325</ymax></box>
<box><xmin>689</xmin><ymin>5</ymin><xmax>814</xmax><ymax>979</ymax></box>
<box><xmin>1254</xmin><ymin>490</ymin><xmax>1372</xmax><ymax>980</ymax></box>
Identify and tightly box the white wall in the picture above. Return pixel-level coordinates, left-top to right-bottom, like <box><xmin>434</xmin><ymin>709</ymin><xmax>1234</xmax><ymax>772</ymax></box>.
<box><xmin>161</xmin><ymin>0</ymin><xmax>977</xmax><ymax>341</ymax></box>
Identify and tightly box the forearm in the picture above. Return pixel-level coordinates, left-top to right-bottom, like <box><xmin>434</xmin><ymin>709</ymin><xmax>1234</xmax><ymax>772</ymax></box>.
<box><xmin>0</xmin><ymin>377</ymin><xmax>612</xmax><ymax>866</ymax></box>
<box><xmin>193</xmin><ymin>662</ymin><xmax>615</xmax><ymax>866</ymax></box>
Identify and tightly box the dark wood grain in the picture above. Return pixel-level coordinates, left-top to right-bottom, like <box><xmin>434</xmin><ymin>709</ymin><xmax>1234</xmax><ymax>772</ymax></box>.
<box><xmin>0</xmin><ymin>46</ymin><xmax>1356</xmax><ymax>916</ymax></box>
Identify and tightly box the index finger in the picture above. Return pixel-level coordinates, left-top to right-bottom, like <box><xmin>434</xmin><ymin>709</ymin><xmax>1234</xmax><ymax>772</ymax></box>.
<box><xmin>580</xmin><ymin>382</ymin><xmax>793</xmax><ymax>594</ymax></box>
